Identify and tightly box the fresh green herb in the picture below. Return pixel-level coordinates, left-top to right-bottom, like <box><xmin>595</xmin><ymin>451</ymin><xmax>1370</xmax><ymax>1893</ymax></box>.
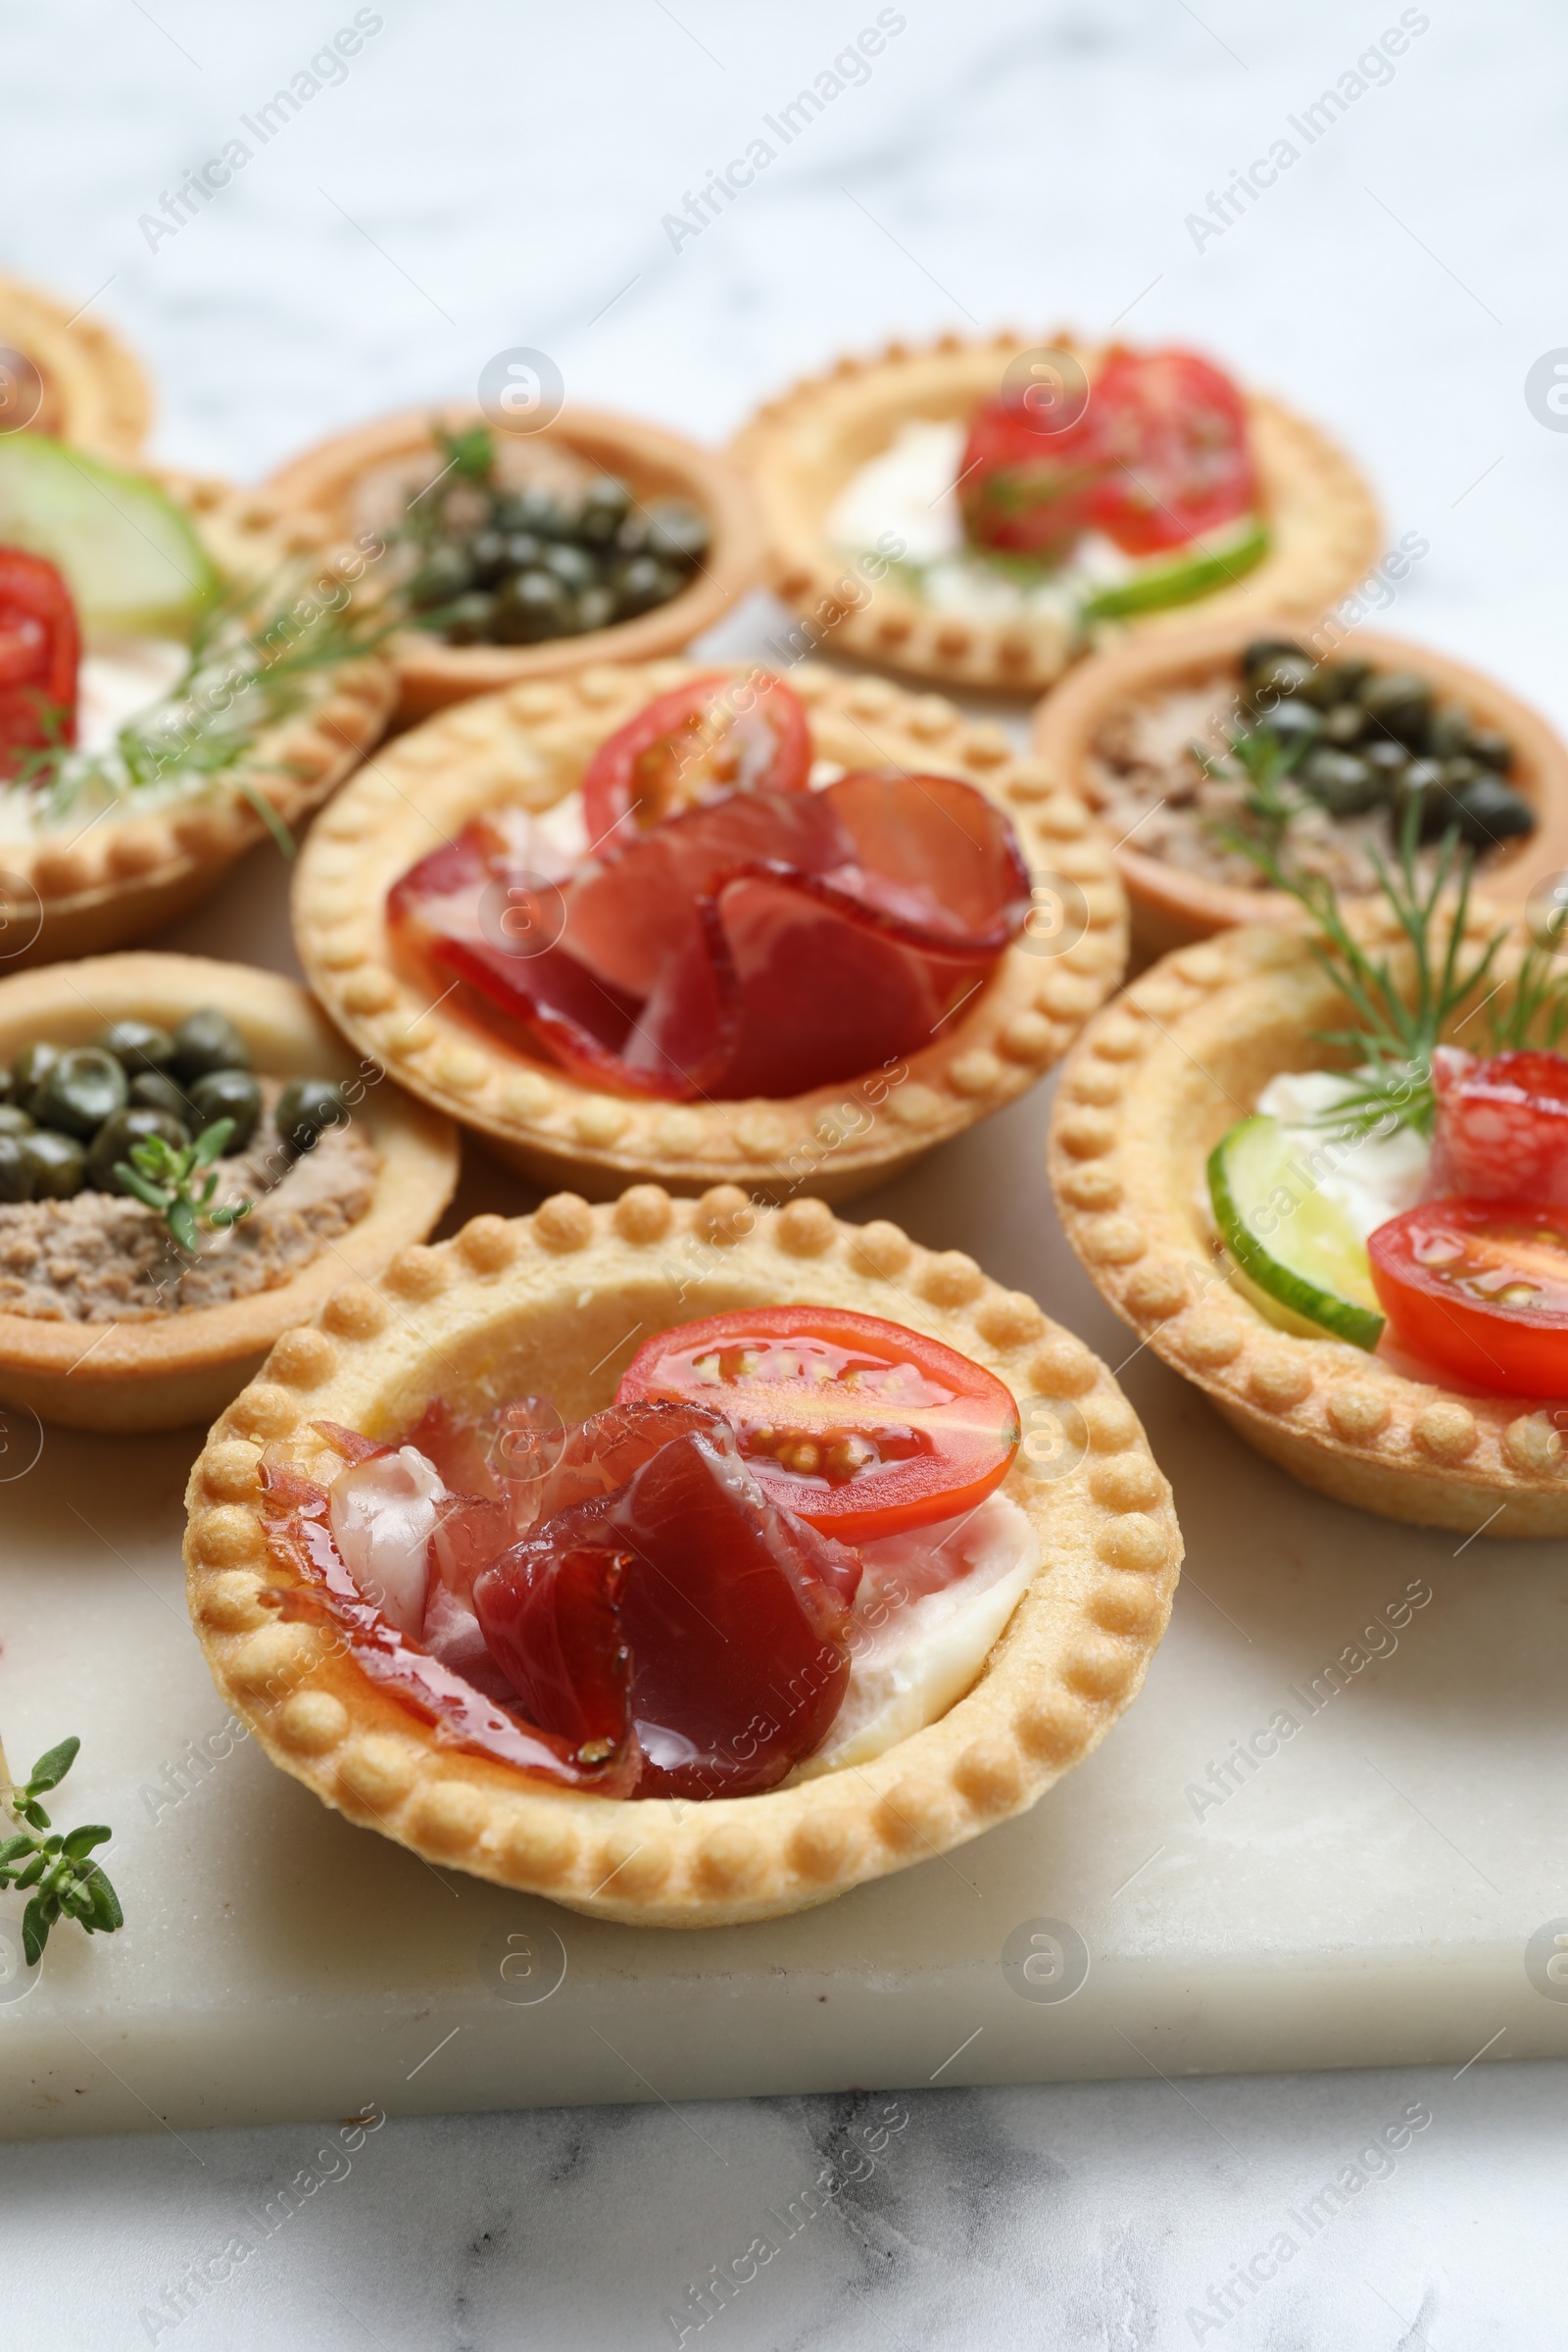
<box><xmin>1487</xmin><ymin>936</ymin><xmax>1568</xmax><ymax>1054</ymax></box>
<box><xmin>1194</xmin><ymin>719</ymin><xmax>1309</xmax><ymax>850</ymax></box>
<box><xmin>435</xmin><ymin>420</ymin><xmax>496</xmax><ymax>484</ymax></box>
<box><xmin>115</xmin><ymin>1118</ymin><xmax>252</xmax><ymax>1254</ymax></box>
<box><xmin>0</xmin><ymin>1735</ymin><xmax>122</xmax><ymax>1967</ymax></box>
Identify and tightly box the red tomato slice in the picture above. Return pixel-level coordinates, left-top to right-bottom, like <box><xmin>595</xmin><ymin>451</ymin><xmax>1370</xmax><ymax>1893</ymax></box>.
<box><xmin>580</xmin><ymin>669</ymin><xmax>811</xmax><ymax>853</ymax></box>
<box><xmin>958</xmin><ymin>393</ymin><xmax>1103</xmax><ymax>559</ymax></box>
<box><xmin>616</xmin><ymin>1306</ymin><xmax>1021</xmax><ymax>1540</ymax></box>
<box><xmin>1368</xmin><ymin>1200</ymin><xmax>1568</xmax><ymax>1396</ymax></box>
<box><xmin>0</xmin><ymin>546</ymin><xmax>78</xmax><ymax>779</ymax></box>
<box><xmin>1087</xmin><ymin>347</ymin><xmax>1257</xmax><ymax>556</ymax></box>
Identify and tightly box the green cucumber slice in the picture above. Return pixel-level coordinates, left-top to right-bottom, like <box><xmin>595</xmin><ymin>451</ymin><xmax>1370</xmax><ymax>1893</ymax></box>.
<box><xmin>0</xmin><ymin>434</ymin><xmax>220</xmax><ymax>637</ymax></box>
<box><xmin>1207</xmin><ymin>1112</ymin><xmax>1386</xmax><ymax>1351</ymax></box>
<box><xmin>1082</xmin><ymin>514</ymin><xmax>1270</xmax><ymax>622</ymax></box>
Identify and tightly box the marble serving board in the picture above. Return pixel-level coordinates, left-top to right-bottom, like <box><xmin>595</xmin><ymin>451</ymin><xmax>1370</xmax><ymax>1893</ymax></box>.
<box><xmin>4</xmin><ymin>741</ymin><xmax>1567</xmax><ymax>2145</ymax></box>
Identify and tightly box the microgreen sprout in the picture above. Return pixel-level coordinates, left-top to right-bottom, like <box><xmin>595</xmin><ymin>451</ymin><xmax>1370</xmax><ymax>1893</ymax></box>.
<box><xmin>115</xmin><ymin>1118</ymin><xmax>252</xmax><ymax>1255</ymax></box>
<box><xmin>0</xmin><ymin>1736</ymin><xmax>122</xmax><ymax>1967</ymax></box>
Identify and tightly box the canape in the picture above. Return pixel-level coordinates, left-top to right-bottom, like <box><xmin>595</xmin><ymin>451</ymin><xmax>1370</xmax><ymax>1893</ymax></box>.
<box><xmin>1030</xmin><ymin>614</ymin><xmax>1568</xmax><ymax>963</ymax></box>
<box><xmin>0</xmin><ymin>273</ymin><xmax>151</xmax><ymax>459</ymax></box>
<box><xmin>0</xmin><ymin>434</ymin><xmax>395</xmax><ymax>966</ymax></box>
<box><xmin>731</xmin><ymin>331</ymin><xmax>1380</xmax><ymax>698</ymax></box>
<box><xmin>293</xmin><ymin>659</ymin><xmax>1125</xmax><ymax>1202</ymax></box>
<box><xmin>1048</xmin><ymin>898</ymin><xmax>1568</xmax><ymax>1536</ymax></box>
<box><xmin>264</xmin><ymin>405</ymin><xmax>762</xmax><ymax>722</ymax></box>
<box><xmin>0</xmin><ymin>953</ymin><xmax>457</xmax><ymax>1432</ymax></box>
<box><xmin>183</xmin><ymin>1188</ymin><xmax>1181</xmax><ymax>1927</ymax></box>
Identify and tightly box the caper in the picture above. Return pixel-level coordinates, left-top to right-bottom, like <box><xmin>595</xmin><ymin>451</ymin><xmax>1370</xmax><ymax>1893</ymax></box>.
<box><xmin>612</xmin><ymin>555</ymin><xmax>680</xmax><ymax>617</ymax></box>
<box><xmin>22</xmin><ymin>1130</ymin><xmax>86</xmax><ymax>1199</ymax></box>
<box><xmin>503</xmin><ymin>531</ymin><xmax>545</xmax><ymax>572</ymax></box>
<box><xmin>407</xmin><ymin>544</ymin><xmax>475</xmax><ymax>610</ymax></box>
<box><xmin>573</xmin><ymin>585</ymin><xmax>617</xmax><ymax>636</ymax></box>
<box><xmin>87</xmin><ymin>1106</ymin><xmax>188</xmax><ymax>1194</ymax></box>
<box><xmin>468</xmin><ymin>528</ymin><xmax>513</xmax><ymax>586</ymax></box>
<box><xmin>275</xmin><ymin>1078</ymin><xmax>349</xmax><ymax>1155</ymax></box>
<box><xmin>614</xmin><ymin>511</ymin><xmax>653</xmax><ymax>558</ymax></box>
<box><xmin>0</xmin><ymin>1104</ymin><xmax>31</xmax><ymax>1138</ymax></box>
<box><xmin>1362</xmin><ymin>740</ymin><xmax>1409</xmax><ymax>792</ymax></box>
<box><xmin>188</xmin><ymin>1068</ymin><xmax>262</xmax><ymax>1152</ymax></box>
<box><xmin>0</xmin><ymin>1068</ymin><xmax>10</xmax><ymax>1105</ymax></box>
<box><xmin>1244</xmin><ymin>653</ymin><xmax>1317</xmax><ymax>713</ymax></box>
<box><xmin>1318</xmin><ymin>660</ymin><xmax>1371</xmax><ymax>705</ymax></box>
<box><xmin>1468</xmin><ymin>727</ymin><xmax>1513</xmax><ymax>773</ymax></box>
<box><xmin>97</xmin><ymin>1018</ymin><xmax>178</xmax><ymax>1076</ymax></box>
<box><xmin>1321</xmin><ymin>703</ymin><xmax>1367</xmax><ymax>748</ymax></box>
<box><xmin>1241</xmin><ymin>637</ymin><xmax>1307</xmax><ymax>677</ymax></box>
<box><xmin>1426</xmin><ymin>704</ymin><xmax>1475</xmax><ymax>761</ymax></box>
<box><xmin>501</xmin><ymin>485</ymin><xmax>569</xmax><ymax>538</ymax></box>
<box><xmin>644</xmin><ymin>500</ymin><xmax>710</xmax><ymax>568</ymax></box>
<box><xmin>1359</xmin><ymin>670</ymin><xmax>1433</xmax><ymax>747</ymax></box>
<box><xmin>172</xmin><ymin>1008</ymin><xmax>251</xmax><ymax>1082</ymax></box>
<box><xmin>1454</xmin><ymin>775</ymin><xmax>1536</xmax><ymax>846</ymax></box>
<box><xmin>575</xmin><ymin>477</ymin><xmax>632</xmax><ymax>546</ymax></box>
<box><xmin>1261</xmin><ymin>699</ymin><xmax>1321</xmax><ymax>750</ymax></box>
<box><xmin>491</xmin><ymin>571</ymin><xmax>572</xmax><ymax>645</ymax></box>
<box><xmin>1395</xmin><ymin>758</ymin><xmax>1447</xmax><ymax>835</ymax></box>
<box><xmin>130</xmin><ymin>1070</ymin><xmax>195</xmax><ymax>1122</ymax></box>
<box><xmin>1299</xmin><ymin>748</ymin><xmax>1381</xmax><ymax>815</ymax></box>
<box><xmin>541</xmin><ymin>543</ymin><xmax>597</xmax><ymax>594</ymax></box>
<box><xmin>29</xmin><ymin>1047</ymin><xmax>127</xmax><ymax>1139</ymax></box>
<box><xmin>0</xmin><ymin>1133</ymin><xmax>30</xmax><ymax>1201</ymax></box>
<box><xmin>11</xmin><ymin>1042</ymin><xmax>60</xmax><ymax>1097</ymax></box>
<box><xmin>442</xmin><ymin>592</ymin><xmax>498</xmax><ymax>645</ymax></box>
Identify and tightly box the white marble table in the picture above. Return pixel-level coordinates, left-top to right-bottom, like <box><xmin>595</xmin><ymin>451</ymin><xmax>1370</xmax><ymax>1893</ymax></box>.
<box><xmin>1</xmin><ymin>1</ymin><xmax>1565</xmax><ymax>2343</ymax></box>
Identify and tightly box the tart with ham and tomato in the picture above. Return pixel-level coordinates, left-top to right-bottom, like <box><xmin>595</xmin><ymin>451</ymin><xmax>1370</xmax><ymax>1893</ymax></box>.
<box><xmin>265</xmin><ymin>404</ymin><xmax>761</xmax><ymax>723</ymax></box>
<box><xmin>1049</xmin><ymin>820</ymin><xmax>1568</xmax><ymax>1534</ymax></box>
<box><xmin>0</xmin><ymin>274</ymin><xmax>151</xmax><ymax>459</ymax></box>
<box><xmin>731</xmin><ymin>332</ymin><xmax>1379</xmax><ymax>697</ymax></box>
<box><xmin>0</xmin><ymin>953</ymin><xmax>457</xmax><ymax>1433</ymax></box>
<box><xmin>293</xmin><ymin>659</ymin><xmax>1124</xmax><ymax>1201</ymax></box>
<box><xmin>183</xmin><ymin>1188</ymin><xmax>1180</xmax><ymax>1927</ymax></box>
<box><xmin>0</xmin><ymin>433</ymin><xmax>394</xmax><ymax>967</ymax></box>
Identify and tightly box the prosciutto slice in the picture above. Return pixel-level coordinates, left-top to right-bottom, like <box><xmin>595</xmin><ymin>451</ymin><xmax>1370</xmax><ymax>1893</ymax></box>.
<box><xmin>387</xmin><ymin>768</ymin><xmax>1030</xmax><ymax>1102</ymax></box>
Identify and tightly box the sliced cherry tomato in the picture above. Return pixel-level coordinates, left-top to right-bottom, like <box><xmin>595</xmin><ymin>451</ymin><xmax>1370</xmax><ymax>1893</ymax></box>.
<box><xmin>0</xmin><ymin>546</ymin><xmax>78</xmax><ymax>779</ymax></box>
<box><xmin>616</xmin><ymin>1306</ymin><xmax>1021</xmax><ymax>1541</ymax></box>
<box><xmin>580</xmin><ymin>669</ymin><xmax>811</xmax><ymax>852</ymax></box>
<box><xmin>1087</xmin><ymin>347</ymin><xmax>1257</xmax><ymax>556</ymax></box>
<box><xmin>1368</xmin><ymin>1200</ymin><xmax>1568</xmax><ymax>1396</ymax></box>
<box><xmin>958</xmin><ymin>392</ymin><xmax>1103</xmax><ymax>560</ymax></box>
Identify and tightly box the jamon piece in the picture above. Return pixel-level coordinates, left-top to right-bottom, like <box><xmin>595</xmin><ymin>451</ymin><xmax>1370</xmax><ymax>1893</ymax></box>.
<box><xmin>1426</xmin><ymin>1047</ymin><xmax>1568</xmax><ymax>1206</ymax></box>
<box><xmin>475</xmin><ymin>1421</ymin><xmax>861</xmax><ymax>1799</ymax></box>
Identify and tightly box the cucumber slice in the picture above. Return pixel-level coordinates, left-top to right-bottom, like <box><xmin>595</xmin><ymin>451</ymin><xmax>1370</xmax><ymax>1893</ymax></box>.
<box><xmin>1082</xmin><ymin>514</ymin><xmax>1269</xmax><ymax>622</ymax></box>
<box><xmin>1208</xmin><ymin>1113</ymin><xmax>1386</xmax><ymax>1351</ymax></box>
<box><xmin>0</xmin><ymin>434</ymin><xmax>220</xmax><ymax>636</ymax></box>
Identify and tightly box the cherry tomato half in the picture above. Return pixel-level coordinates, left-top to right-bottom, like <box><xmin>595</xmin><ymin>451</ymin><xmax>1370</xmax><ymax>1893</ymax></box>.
<box><xmin>615</xmin><ymin>1305</ymin><xmax>1021</xmax><ymax>1541</ymax></box>
<box><xmin>580</xmin><ymin>670</ymin><xmax>811</xmax><ymax>853</ymax></box>
<box><xmin>1368</xmin><ymin>1200</ymin><xmax>1568</xmax><ymax>1397</ymax></box>
<box><xmin>0</xmin><ymin>546</ymin><xmax>78</xmax><ymax>779</ymax></box>
<box><xmin>1087</xmin><ymin>347</ymin><xmax>1257</xmax><ymax>556</ymax></box>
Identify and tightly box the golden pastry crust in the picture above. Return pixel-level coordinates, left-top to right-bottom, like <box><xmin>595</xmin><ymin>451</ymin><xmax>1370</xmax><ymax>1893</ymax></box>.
<box><xmin>0</xmin><ymin>954</ymin><xmax>458</xmax><ymax>1432</ymax></box>
<box><xmin>183</xmin><ymin>1189</ymin><xmax>1182</xmax><ymax>1927</ymax></box>
<box><xmin>1048</xmin><ymin>926</ymin><xmax>1568</xmax><ymax>1535</ymax></box>
<box><xmin>0</xmin><ymin>274</ymin><xmax>152</xmax><ymax>458</ymax></box>
<box><xmin>731</xmin><ymin>331</ymin><xmax>1382</xmax><ymax>697</ymax></box>
<box><xmin>0</xmin><ymin>471</ymin><xmax>396</xmax><ymax>967</ymax></box>
<box><xmin>264</xmin><ymin>404</ymin><xmax>763</xmax><ymax>722</ymax></box>
<box><xmin>1030</xmin><ymin>613</ymin><xmax>1568</xmax><ymax>964</ymax></box>
<box><xmin>292</xmin><ymin>659</ymin><xmax>1127</xmax><ymax>1202</ymax></box>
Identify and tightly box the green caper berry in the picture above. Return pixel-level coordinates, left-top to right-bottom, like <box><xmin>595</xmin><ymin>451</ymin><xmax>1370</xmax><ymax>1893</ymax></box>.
<box><xmin>441</xmin><ymin>592</ymin><xmax>497</xmax><ymax>645</ymax></box>
<box><xmin>541</xmin><ymin>543</ymin><xmax>597</xmax><ymax>594</ymax></box>
<box><xmin>0</xmin><ymin>1104</ymin><xmax>33</xmax><ymax>1138</ymax></box>
<box><xmin>29</xmin><ymin>1048</ymin><xmax>128</xmax><ymax>1139</ymax></box>
<box><xmin>188</xmin><ymin>1068</ymin><xmax>262</xmax><ymax>1152</ymax></box>
<box><xmin>87</xmin><ymin>1107</ymin><xmax>189</xmax><ymax>1195</ymax></box>
<box><xmin>21</xmin><ymin>1130</ymin><xmax>87</xmax><ymax>1199</ymax></box>
<box><xmin>275</xmin><ymin>1078</ymin><xmax>350</xmax><ymax>1155</ymax></box>
<box><xmin>0</xmin><ymin>1133</ymin><xmax>31</xmax><ymax>1201</ymax></box>
<box><xmin>172</xmin><ymin>1007</ymin><xmax>252</xmax><ymax>1082</ymax></box>
<box><xmin>97</xmin><ymin>1019</ymin><xmax>177</xmax><ymax>1075</ymax></box>
<box><xmin>11</xmin><ymin>1042</ymin><xmax>60</xmax><ymax>1096</ymax></box>
<box><xmin>644</xmin><ymin>500</ymin><xmax>710</xmax><ymax>568</ymax></box>
<box><xmin>130</xmin><ymin>1071</ymin><xmax>195</xmax><ymax>1122</ymax></box>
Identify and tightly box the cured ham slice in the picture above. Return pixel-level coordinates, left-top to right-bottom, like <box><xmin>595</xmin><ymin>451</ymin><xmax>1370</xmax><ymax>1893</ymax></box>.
<box><xmin>1426</xmin><ymin>1047</ymin><xmax>1568</xmax><ymax>1206</ymax></box>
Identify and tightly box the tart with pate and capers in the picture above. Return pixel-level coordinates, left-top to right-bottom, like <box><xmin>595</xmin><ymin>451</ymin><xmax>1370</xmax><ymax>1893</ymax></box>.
<box><xmin>1031</xmin><ymin>613</ymin><xmax>1568</xmax><ymax>963</ymax></box>
<box><xmin>293</xmin><ymin>659</ymin><xmax>1125</xmax><ymax>1202</ymax></box>
<box><xmin>731</xmin><ymin>332</ymin><xmax>1380</xmax><ymax>698</ymax></box>
<box><xmin>265</xmin><ymin>405</ymin><xmax>761</xmax><ymax>723</ymax></box>
<box><xmin>0</xmin><ymin>434</ymin><xmax>395</xmax><ymax>967</ymax></box>
<box><xmin>1049</xmin><ymin>836</ymin><xmax>1568</xmax><ymax>1534</ymax></box>
<box><xmin>0</xmin><ymin>273</ymin><xmax>151</xmax><ymax>459</ymax></box>
<box><xmin>0</xmin><ymin>953</ymin><xmax>457</xmax><ymax>1433</ymax></box>
<box><xmin>183</xmin><ymin>1187</ymin><xmax>1181</xmax><ymax>1927</ymax></box>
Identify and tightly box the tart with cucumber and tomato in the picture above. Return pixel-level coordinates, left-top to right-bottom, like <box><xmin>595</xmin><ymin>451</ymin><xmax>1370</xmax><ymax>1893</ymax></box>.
<box><xmin>0</xmin><ymin>433</ymin><xmax>395</xmax><ymax>966</ymax></box>
<box><xmin>0</xmin><ymin>272</ymin><xmax>151</xmax><ymax>459</ymax></box>
<box><xmin>183</xmin><ymin>1189</ymin><xmax>1180</xmax><ymax>1926</ymax></box>
<box><xmin>1049</xmin><ymin>808</ymin><xmax>1568</xmax><ymax>1534</ymax></box>
<box><xmin>292</xmin><ymin>659</ymin><xmax>1125</xmax><ymax>1202</ymax></box>
<box><xmin>731</xmin><ymin>332</ymin><xmax>1380</xmax><ymax>697</ymax></box>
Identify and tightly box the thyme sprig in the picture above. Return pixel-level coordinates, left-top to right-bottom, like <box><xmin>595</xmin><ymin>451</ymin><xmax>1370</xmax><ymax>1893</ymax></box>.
<box><xmin>115</xmin><ymin>1119</ymin><xmax>252</xmax><ymax>1255</ymax></box>
<box><xmin>0</xmin><ymin>1736</ymin><xmax>122</xmax><ymax>1968</ymax></box>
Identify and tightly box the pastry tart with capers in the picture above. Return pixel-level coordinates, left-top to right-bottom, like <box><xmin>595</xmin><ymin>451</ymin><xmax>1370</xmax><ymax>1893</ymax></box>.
<box><xmin>732</xmin><ymin>331</ymin><xmax>1380</xmax><ymax>698</ymax></box>
<box><xmin>0</xmin><ymin>433</ymin><xmax>395</xmax><ymax>967</ymax></box>
<box><xmin>293</xmin><ymin>658</ymin><xmax>1125</xmax><ymax>1202</ymax></box>
<box><xmin>0</xmin><ymin>953</ymin><xmax>457</xmax><ymax>1432</ymax></box>
<box><xmin>183</xmin><ymin>1186</ymin><xmax>1181</xmax><ymax>1927</ymax></box>
<box><xmin>0</xmin><ymin>273</ymin><xmax>151</xmax><ymax>459</ymax></box>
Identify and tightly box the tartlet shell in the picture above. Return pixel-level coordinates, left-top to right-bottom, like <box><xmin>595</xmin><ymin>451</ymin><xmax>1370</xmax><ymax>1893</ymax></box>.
<box><xmin>0</xmin><ymin>953</ymin><xmax>459</xmax><ymax>1432</ymax></box>
<box><xmin>183</xmin><ymin>1188</ymin><xmax>1182</xmax><ymax>1927</ymax></box>
<box><xmin>291</xmin><ymin>658</ymin><xmax>1127</xmax><ymax>1201</ymax></box>
<box><xmin>730</xmin><ymin>332</ymin><xmax>1382</xmax><ymax>697</ymax></box>
<box><xmin>0</xmin><ymin>273</ymin><xmax>152</xmax><ymax>459</ymax></box>
<box><xmin>264</xmin><ymin>404</ymin><xmax>763</xmax><ymax>723</ymax></box>
<box><xmin>1047</xmin><ymin>925</ymin><xmax>1568</xmax><ymax>1535</ymax></box>
<box><xmin>1030</xmin><ymin>613</ymin><xmax>1568</xmax><ymax>965</ymax></box>
<box><xmin>1</xmin><ymin>473</ymin><xmax>397</xmax><ymax>969</ymax></box>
